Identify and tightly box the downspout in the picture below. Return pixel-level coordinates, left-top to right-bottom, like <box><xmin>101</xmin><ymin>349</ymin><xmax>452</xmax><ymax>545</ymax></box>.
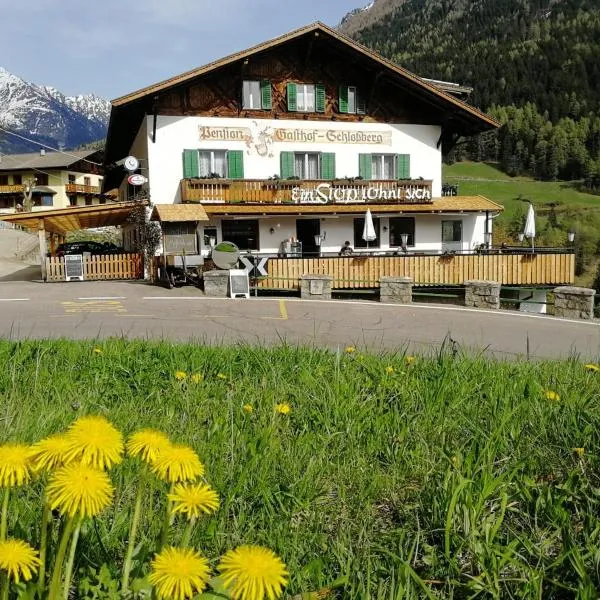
<box><xmin>152</xmin><ymin>96</ymin><xmax>158</xmax><ymax>144</ymax></box>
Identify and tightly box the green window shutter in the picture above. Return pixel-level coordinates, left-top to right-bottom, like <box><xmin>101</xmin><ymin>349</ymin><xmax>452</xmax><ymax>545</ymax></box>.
<box><xmin>227</xmin><ymin>150</ymin><xmax>244</xmax><ymax>179</ymax></box>
<box><xmin>287</xmin><ymin>83</ymin><xmax>297</xmax><ymax>112</ymax></box>
<box><xmin>359</xmin><ymin>154</ymin><xmax>372</xmax><ymax>180</ymax></box>
<box><xmin>261</xmin><ymin>80</ymin><xmax>272</xmax><ymax>110</ymax></box>
<box><xmin>396</xmin><ymin>154</ymin><xmax>411</xmax><ymax>179</ymax></box>
<box><xmin>356</xmin><ymin>88</ymin><xmax>366</xmax><ymax>115</ymax></box>
<box><xmin>339</xmin><ymin>86</ymin><xmax>349</xmax><ymax>114</ymax></box>
<box><xmin>280</xmin><ymin>152</ymin><xmax>295</xmax><ymax>179</ymax></box>
<box><xmin>321</xmin><ymin>153</ymin><xmax>336</xmax><ymax>180</ymax></box>
<box><xmin>315</xmin><ymin>83</ymin><xmax>326</xmax><ymax>113</ymax></box>
<box><xmin>182</xmin><ymin>150</ymin><xmax>199</xmax><ymax>178</ymax></box>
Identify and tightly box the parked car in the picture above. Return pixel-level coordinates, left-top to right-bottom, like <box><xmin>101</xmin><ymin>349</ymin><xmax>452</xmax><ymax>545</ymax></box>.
<box><xmin>51</xmin><ymin>241</ymin><xmax>106</xmax><ymax>257</ymax></box>
<box><xmin>99</xmin><ymin>242</ymin><xmax>126</xmax><ymax>255</ymax></box>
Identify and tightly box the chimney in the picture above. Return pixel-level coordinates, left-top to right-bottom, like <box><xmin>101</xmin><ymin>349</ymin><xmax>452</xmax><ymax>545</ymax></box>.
<box><xmin>40</xmin><ymin>148</ymin><xmax>46</xmax><ymax>156</ymax></box>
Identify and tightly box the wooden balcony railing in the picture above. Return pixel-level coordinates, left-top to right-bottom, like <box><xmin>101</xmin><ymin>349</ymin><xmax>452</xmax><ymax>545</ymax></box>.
<box><xmin>0</xmin><ymin>185</ymin><xmax>24</xmax><ymax>195</ymax></box>
<box><xmin>181</xmin><ymin>178</ymin><xmax>434</xmax><ymax>205</ymax></box>
<box><xmin>65</xmin><ymin>183</ymin><xmax>101</xmax><ymax>195</ymax></box>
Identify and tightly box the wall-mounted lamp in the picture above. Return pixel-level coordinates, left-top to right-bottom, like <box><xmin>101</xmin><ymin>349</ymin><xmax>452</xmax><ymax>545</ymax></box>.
<box><xmin>382</xmin><ymin>225</ymin><xmax>388</xmax><ymax>232</ymax></box>
<box><xmin>568</xmin><ymin>231</ymin><xmax>576</xmax><ymax>243</ymax></box>
<box><xmin>269</xmin><ymin>227</ymin><xmax>275</xmax><ymax>234</ymax></box>
<box><xmin>517</xmin><ymin>232</ymin><xmax>525</xmax><ymax>243</ymax></box>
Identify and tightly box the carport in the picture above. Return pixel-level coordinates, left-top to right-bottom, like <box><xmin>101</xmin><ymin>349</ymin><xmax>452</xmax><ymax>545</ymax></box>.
<box><xmin>0</xmin><ymin>202</ymin><xmax>141</xmax><ymax>281</ymax></box>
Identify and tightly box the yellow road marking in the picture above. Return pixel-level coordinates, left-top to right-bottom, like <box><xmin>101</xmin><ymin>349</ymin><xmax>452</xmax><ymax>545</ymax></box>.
<box><xmin>260</xmin><ymin>300</ymin><xmax>288</xmax><ymax>321</ymax></box>
<box><xmin>61</xmin><ymin>301</ymin><xmax>127</xmax><ymax>314</ymax></box>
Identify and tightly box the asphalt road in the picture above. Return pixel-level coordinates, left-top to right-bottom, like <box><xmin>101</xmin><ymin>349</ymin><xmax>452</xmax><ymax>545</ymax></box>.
<box><xmin>0</xmin><ymin>279</ymin><xmax>598</xmax><ymax>360</ymax></box>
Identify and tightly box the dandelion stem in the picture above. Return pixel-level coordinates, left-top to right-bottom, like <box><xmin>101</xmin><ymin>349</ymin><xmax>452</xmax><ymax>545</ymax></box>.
<box><xmin>0</xmin><ymin>488</ymin><xmax>9</xmax><ymax>541</ymax></box>
<box><xmin>37</xmin><ymin>501</ymin><xmax>52</xmax><ymax>597</ymax></box>
<box><xmin>1</xmin><ymin>573</ymin><xmax>8</xmax><ymax>600</ymax></box>
<box><xmin>48</xmin><ymin>517</ymin><xmax>74</xmax><ymax>600</ymax></box>
<box><xmin>121</xmin><ymin>468</ymin><xmax>148</xmax><ymax>594</ymax></box>
<box><xmin>62</xmin><ymin>519</ymin><xmax>82</xmax><ymax>600</ymax></box>
<box><xmin>181</xmin><ymin>516</ymin><xmax>197</xmax><ymax>547</ymax></box>
<box><xmin>159</xmin><ymin>493</ymin><xmax>174</xmax><ymax>551</ymax></box>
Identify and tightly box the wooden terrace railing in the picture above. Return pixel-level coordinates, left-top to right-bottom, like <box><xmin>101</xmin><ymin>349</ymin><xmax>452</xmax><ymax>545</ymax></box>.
<box><xmin>65</xmin><ymin>184</ymin><xmax>102</xmax><ymax>195</ymax></box>
<box><xmin>253</xmin><ymin>251</ymin><xmax>575</xmax><ymax>289</ymax></box>
<box><xmin>0</xmin><ymin>185</ymin><xmax>25</xmax><ymax>194</ymax></box>
<box><xmin>180</xmin><ymin>178</ymin><xmax>433</xmax><ymax>204</ymax></box>
<box><xmin>45</xmin><ymin>254</ymin><xmax>144</xmax><ymax>282</ymax></box>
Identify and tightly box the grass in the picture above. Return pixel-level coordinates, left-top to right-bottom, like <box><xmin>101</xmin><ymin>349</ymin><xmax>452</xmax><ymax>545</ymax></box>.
<box><xmin>2</xmin><ymin>339</ymin><xmax>600</xmax><ymax>598</ymax></box>
<box><xmin>443</xmin><ymin>161</ymin><xmax>600</xmax><ymax>220</ymax></box>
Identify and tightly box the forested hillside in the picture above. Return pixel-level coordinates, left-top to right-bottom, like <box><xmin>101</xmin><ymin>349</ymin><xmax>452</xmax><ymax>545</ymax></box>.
<box><xmin>344</xmin><ymin>0</ymin><xmax>600</xmax><ymax>187</ymax></box>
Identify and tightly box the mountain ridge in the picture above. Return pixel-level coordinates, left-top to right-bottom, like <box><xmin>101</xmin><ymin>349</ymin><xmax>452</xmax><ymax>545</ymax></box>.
<box><xmin>0</xmin><ymin>67</ymin><xmax>109</xmax><ymax>154</ymax></box>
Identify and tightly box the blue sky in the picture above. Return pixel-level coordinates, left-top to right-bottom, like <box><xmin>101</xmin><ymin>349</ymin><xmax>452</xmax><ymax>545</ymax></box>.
<box><xmin>0</xmin><ymin>0</ymin><xmax>362</xmax><ymax>100</ymax></box>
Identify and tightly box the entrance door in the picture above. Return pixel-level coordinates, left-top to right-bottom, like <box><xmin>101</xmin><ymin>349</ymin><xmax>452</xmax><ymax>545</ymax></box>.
<box><xmin>296</xmin><ymin>219</ymin><xmax>320</xmax><ymax>256</ymax></box>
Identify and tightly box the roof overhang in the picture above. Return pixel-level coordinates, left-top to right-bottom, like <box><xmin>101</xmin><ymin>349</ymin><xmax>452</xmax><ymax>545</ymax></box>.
<box><xmin>151</xmin><ymin>203</ymin><xmax>209</xmax><ymax>222</ymax></box>
<box><xmin>0</xmin><ymin>202</ymin><xmax>142</xmax><ymax>235</ymax></box>
<box><xmin>198</xmin><ymin>196</ymin><xmax>503</xmax><ymax>216</ymax></box>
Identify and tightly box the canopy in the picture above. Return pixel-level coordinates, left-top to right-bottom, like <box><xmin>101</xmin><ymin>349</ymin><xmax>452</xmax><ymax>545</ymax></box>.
<box><xmin>362</xmin><ymin>209</ymin><xmax>377</xmax><ymax>244</ymax></box>
<box><xmin>524</xmin><ymin>203</ymin><xmax>536</xmax><ymax>239</ymax></box>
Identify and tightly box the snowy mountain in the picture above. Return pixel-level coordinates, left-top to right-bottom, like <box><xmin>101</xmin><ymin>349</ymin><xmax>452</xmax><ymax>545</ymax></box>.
<box><xmin>0</xmin><ymin>68</ymin><xmax>109</xmax><ymax>154</ymax></box>
<box><xmin>339</xmin><ymin>0</ymin><xmax>408</xmax><ymax>35</ymax></box>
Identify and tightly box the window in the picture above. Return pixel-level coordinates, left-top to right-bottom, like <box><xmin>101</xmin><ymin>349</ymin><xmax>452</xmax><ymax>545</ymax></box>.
<box><xmin>85</xmin><ymin>197</ymin><xmax>93</xmax><ymax>206</ymax></box>
<box><xmin>294</xmin><ymin>153</ymin><xmax>320</xmax><ymax>179</ymax></box>
<box><xmin>69</xmin><ymin>196</ymin><xmax>77</xmax><ymax>206</ymax></box>
<box><xmin>297</xmin><ymin>84</ymin><xmax>315</xmax><ymax>112</ymax></box>
<box><xmin>353</xmin><ymin>217</ymin><xmax>381</xmax><ymax>249</ymax></box>
<box><xmin>0</xmin><ymin>175</ymin><xmax>7</xmax><ymax>186</ymax></box>
<box><xmin>242</xmin><ymin>80</ymin><xmax>271</xmax><ymax>110</ymax></box>
<box><xmin>339</xmin><ymin>86</ymin><xmax>366</xmax><ymax>114</ymax></box>
<box><xmin>13</xmin><ymin>174</ymin><xmax>22</xmax><ymax>185</ymax></box>
<box><xmin>372</xmin><ymin>155</ymin><xmax>396</xmax><ymax>180</ymax></box>
<box><xmin>442</xmin><ymin>220</ymin><xmax>462</xmax><ymax>243</ymax></box>
<box><xmin>287</xmin><ymin>83</ymin><xmax>325</xmax><ymax>113</ymax></box>
<box><xmin>68</xmin><ymin>174</ymin><xmax>76</xmax><ymax>184</ymax></box>
<box><xmin>41</xmin><ymin>195</ymin><xmax>53</xmax><ymax>207</ymax></box>
<box><xmin>221</xmin><ymin>219</ymin><xmax>259</xmax><ymax>251</ymax></box>
<box><xmin>198</xmin><ymin>150</ymin><xmax>227</xmax><ymax>178</ymax></box>
<box><xmin>37</xmin><ymin>173</ymin><xmax>48</xmax><ymax>186</ymax></box>
<box><xmin>203</xmin><ymin>227</ymin><xmax>218</xmax><ymax>248</ymax></box>
<box><xmin>84</xmin><ymin>176</ymin><xmax>91</xmax><ymax>187</ymax></box>
<box><xmin>390</xmin><ymin>217</ymin><xmax>415</xmax><ymax>247</ymax></box>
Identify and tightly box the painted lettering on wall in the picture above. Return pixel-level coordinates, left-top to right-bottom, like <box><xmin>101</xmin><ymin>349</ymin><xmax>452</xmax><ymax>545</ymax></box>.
<box><xmin>291</xmin><ymin>183</ymin><xmax>432</xmax><ymax>204</ymax></box>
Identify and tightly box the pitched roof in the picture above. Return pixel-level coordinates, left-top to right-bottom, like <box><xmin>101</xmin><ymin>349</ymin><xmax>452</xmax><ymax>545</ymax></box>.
<box><xmin>198</xmin><ymin>196</ymin><xmax>503</xmax><ymax>216</ymax></box>
<box><xmin>0</xmin><ymin>150</ymin><xmax>101</xmax><ymax>171</ymax></box>
<box><xmin>151</xmin><ymin>203</ymin><xmax>209</xmax><ymax>222</ymax></box>
<box><xmin>110</xmin><ymin>22</ymin><xmax>497</xmax><ymax>129</ymax></box>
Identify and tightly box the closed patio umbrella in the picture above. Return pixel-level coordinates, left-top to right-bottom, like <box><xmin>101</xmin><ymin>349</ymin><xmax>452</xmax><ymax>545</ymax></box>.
<box><xmin>524</xmin><ymin>202</ymin><xmax>536</xmax><ymax>252</ymax></box>
<box><xmin>362</xmin><ymin>209</ymin><xmax>376</xmax><ymax>249</ymax></box>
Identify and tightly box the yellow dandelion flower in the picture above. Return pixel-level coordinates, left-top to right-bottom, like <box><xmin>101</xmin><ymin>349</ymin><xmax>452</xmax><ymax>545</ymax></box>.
<box><xmin>584</xmin><ymin>364</ymin><xmax>600</xmax><ymax>372</ymax></box>
<box><xmin>344</xmin><ymin>346</ymin><xmax>356</xmax><ymax>354</ymax></box>
<box><xmin>218</xmin><ymin>545</ymin><xmax>288</xmax><ymax>600</ymax></box>
<box><xmin>243</xmin><ymin>404</ymin><xmax>253</xmax><ymax>414</ymax></box>
<box><xmin>191</xmin><ymin>374</ymin><xmax>203</xmax><ymax>384</ymax></box>
<box><xmin>169</xmin><ymin>482</ymin><xmax>219</xmax><ymax>519</ymax></box>
<box><xmin>385</xmin><ymin>366</ymin><xmax>395</xmax><ymax>374</ymax></box>
<box><xmin>152</xmin><ymin>444</ymin><xmax>204</xmax><ymax>483</ymax></box>
<box><xmin>63</xmin><ymin>415</ymin><xmax>124</xmax><ymax>470</ymax></box>
<box><xmin>0</xmin><ymin>539</ymin><xmax>41</xmax><ymax>583</ymax></box>
<box><xmin>275</xmin><ymin>403</ymin><xmax>291</xmax><ymax>415</ymax></box>
<box><xmin>127</xmin><ymin>429</ymin><xmax>171</xmax><ymax>465</ymax></box>
<box><xmin>150</xmin><ymin>546</ymin><xmax>211</xmax><ymax>600</ymax></box>
<box><xmin>46</xmin><ymin>463</ymin><xmax>114</xmax><ymax>518</ymax></box>
<box><xmin>0</xmin><ymin>444</ymin><xmax>32</xmax><ymax>488</ymax></box>
<box><xmin>217</xmin><ymin>373</ymin><xmax>227</xmax><ymax>380</ymax></box>
<box><xmin>93</xmin><ymin>347</ymin><xmax>103</xmax><ymax>355</ymax></box>
<box><xmin>573</xmin><ymin>447</ymin><xmax>585</xmax><ymax>458</ymax></box>
<box><xmin>545</xmin><ymin>390</ymin><xmax>560</xmax><ymax>402</ymax></box>
<box><xmin>29</xmin><ymin>434</ymin><xmax>71</xmax><ymax>472</ymax></box>
<box><xmin>175</xmin><ymin>371</ymin><xmax>187</xmax><ymax>381</ymax></box>
<box><xmin>405</xmin><ymin>355</ymin><xmax>416</xmax><ymax>365</ymax></box>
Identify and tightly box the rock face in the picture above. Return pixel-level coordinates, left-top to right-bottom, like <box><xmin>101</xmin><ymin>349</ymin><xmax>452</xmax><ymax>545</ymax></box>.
<box><xmin>0</xmin><ymin>67</ymin><xmax>109</xmax><ymax>153</ymax></box>
<box><xmin>338</xmin><ymin>0</ymin><xmax>408</xmax><ymax>36</ymax></box>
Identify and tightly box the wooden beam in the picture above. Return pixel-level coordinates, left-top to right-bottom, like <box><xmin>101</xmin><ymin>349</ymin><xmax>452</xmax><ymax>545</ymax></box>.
<box><xmin>38</xmin><ymin>219</ymin><xmax>47</xmax><ymax>282</ymax></box>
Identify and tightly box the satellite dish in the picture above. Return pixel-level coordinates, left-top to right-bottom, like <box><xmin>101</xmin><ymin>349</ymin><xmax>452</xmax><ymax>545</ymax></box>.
<box><xmin>212</xmin><ymin>241</ymin><xmax>240</xmax><ymax>269</ymax></box>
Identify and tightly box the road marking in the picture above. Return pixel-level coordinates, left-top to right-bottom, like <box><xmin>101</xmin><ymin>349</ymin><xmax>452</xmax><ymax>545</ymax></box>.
<box><xmin>78</xmin><ymin>296</ymin><xmax>126</xmax><ymax>300</ymax></box>
<box><xmin>0</xmin><ymin>298</ymin><xmax>30</xmax><ymax>302</ymax></box>
<box><xmin>61</xmin><ymin>300</ymin><xmax>127</xmax><ymax>314</ymax></box>
<box><xmin>260</xmin><ymin>299</ymin><xmax>288</xmax><ymax>321</ymax></box>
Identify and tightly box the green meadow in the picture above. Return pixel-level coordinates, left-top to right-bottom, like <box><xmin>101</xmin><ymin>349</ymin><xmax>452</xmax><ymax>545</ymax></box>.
<box><xmin>2</xmin><ymin>339</ymin><xmax>600</xmax><ymax>598</ymax></box>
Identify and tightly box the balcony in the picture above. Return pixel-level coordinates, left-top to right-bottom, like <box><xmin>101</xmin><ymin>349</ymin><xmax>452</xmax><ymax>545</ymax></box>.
<box><xmin>0</xmin><ymin>185</ymin><xmax>24</xmax><ymax>195</ymax></box>
<box><xmin>66</xmin><ymin>183</ymin><xmax>101</xmax><ymax>195</ymax></box>
<box><xmin>180</xmin><ymin>178</ymin><xmax>434</xmax><ymax>205</ymax></box>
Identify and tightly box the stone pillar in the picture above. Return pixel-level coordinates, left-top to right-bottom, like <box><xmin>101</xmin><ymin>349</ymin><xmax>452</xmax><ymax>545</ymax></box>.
<box><xmin>553</xmin><ymin>286</ymin><xmax>596</xmax><ymax>320</ymax></box>
<box><xmin>464</xmin><ymin>280</ymin><xmax>501</xmax><ymax>310</ymax></box>
<box><xmin>203</xmin><ymin>270</ymin><xmax>229</xmax><ymax>297</ymax></box>
<box><xmin>379</xmin><ymin>276</ymin><xmax>413</xmax><ymax>304</ymax></box>
<box><xmin>300</xmin><ymin>274</ymin><xmax>333</xmax><ymax>300</ymax></box>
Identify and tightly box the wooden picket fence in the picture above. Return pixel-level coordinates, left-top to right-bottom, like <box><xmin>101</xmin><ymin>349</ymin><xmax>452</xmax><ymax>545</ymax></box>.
<box><xmin>45</xmin><ymin>254</ymin><xmax>144</xmax><ymax>282</ymax></box>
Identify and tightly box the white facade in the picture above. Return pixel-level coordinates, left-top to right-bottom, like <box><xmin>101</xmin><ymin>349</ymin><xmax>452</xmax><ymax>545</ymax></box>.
<box><xmin>122</xmin><ymin>115</ymin><xmax>490</xmax><ymax>255</ymax></box>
